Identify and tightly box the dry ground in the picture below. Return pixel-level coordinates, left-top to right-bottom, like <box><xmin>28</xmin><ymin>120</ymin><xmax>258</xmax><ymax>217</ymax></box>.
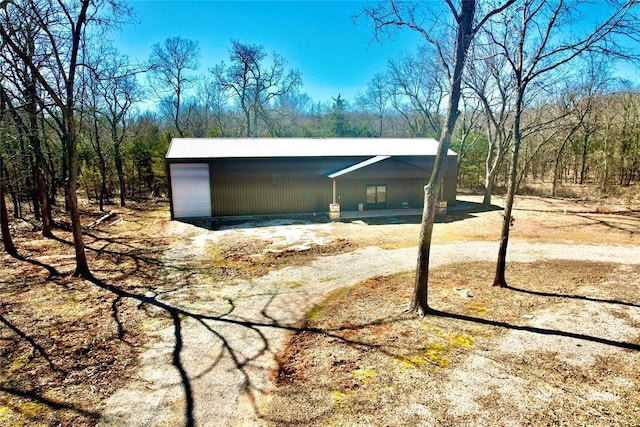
<box><xmin>268</xmin><ymin>261</ymin><xmax>640</xmax><ymax>426</ymax></box>
<box><xmin>0</xmin><ymin>193</ymin><xmax>639</xmax><ymax>425</ymax></box>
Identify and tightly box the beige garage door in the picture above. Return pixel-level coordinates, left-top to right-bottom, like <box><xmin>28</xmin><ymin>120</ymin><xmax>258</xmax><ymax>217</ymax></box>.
<box><xmin>170</xmin><ymin>163</ymin><xmax>211</xmax><ymax>218</ymax></box>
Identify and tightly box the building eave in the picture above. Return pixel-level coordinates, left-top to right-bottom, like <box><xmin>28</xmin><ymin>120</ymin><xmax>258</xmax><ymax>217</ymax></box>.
<box><xmin>165</xmin><ymin>137</ymin><xmax>457</xmax><ymax>160</ymax></box>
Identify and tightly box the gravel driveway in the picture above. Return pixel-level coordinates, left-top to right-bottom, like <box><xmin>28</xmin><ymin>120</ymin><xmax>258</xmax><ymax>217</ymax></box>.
<box><xmin>99</xmin><ymin>219</ymin><xmax>640</xmax><ymax>426</ymax></box>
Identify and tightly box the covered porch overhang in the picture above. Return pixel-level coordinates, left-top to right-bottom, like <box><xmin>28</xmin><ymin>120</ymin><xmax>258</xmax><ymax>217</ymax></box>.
<box><xmin>326</xmin><ymin>155</ymin><xmax>391</xmax><ymax>205</ymax></box>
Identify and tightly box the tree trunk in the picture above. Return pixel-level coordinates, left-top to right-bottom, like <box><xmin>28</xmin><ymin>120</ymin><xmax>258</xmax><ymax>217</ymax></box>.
<box><xmin>114</xmin><ymin>148</ymin><xmax>126</xmax><ymax>207</ymax></box>
<box><xmin>482</xmin><ymin>136</ymin><xmax>509</xmax><ymax>207</ymax></box>
<box><xmin>482</xmin><ymin>168</ymin><xmax>498</xmax><ymax>206</ymax></box>
<box><xmin>37</xmin><ymin>168</ymin><xmax>53</xmax><ymax>237</ymax></box>
<box><xmin>18</xmin><ymin>136</ymin><xmax>35</xmax><ymax>219</ymax></box>
<box><xmin>411</xmin><ymin>178</ymin><xmax>441</xmax><ymax>314</ymax></box>
<box><xmin>27</xmin><ymin>78</ymin><xmax>53</xmax><ymax>237</ymax></box>
<box><xmin>1</xmin><ymin>156</ymin><xmax>17</xmax><ymax>256</ymax></box>
<box><xmin>31</xmin><ymin>169</ymin><xmax>41</xmax><ymax>221</ymax></box>
<box><xmin>493</xmin><ymin>148</ymin><xmax>519</xmax><ymax>287</ymax></box>
<box><xmin>5</xmin><ymin>165</ymin><xmax>21</xmax><ymax>219</ymax></box>
<box><xmin>65</xmin><ymin>118</ymin><xmax>91</xmax><ymax>278</ymax></box>
<box><xmin>45</xmin><ymin>138</ymin><xmax>58</xmax><ymax>207</ymax></box>
<box><xmin>493</xmin><ymin>90</ymin><xmax>523</xmax><ymax>288</ymax></box>
<box><xmin>411</xmin><ymin>0</ymin><xmax>476</xmax><ymax>315</ymax></box>
<box><xmin>580</xmin><ymin>134</ymin><xmax>588</xmax><ymax>184</ymax></box>
<box><xmin>552</xmin><ymin>150</ymin><xmax>562</xmax><ymax>197</ymax></box>
<box><xmin>92</xmin><ymin>114</ymin><xmax>108</xmax><ymax>212</ymax></box>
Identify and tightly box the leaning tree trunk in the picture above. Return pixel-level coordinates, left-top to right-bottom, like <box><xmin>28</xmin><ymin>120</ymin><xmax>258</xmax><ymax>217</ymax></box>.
<box><xmin>412</xmin><ymin>154</ymin><xmax>448</xmax><ymax>314</ymax></box>
<box><xmin>411</xmin><ymin>0</ymin><xmax>476</xmax><ymax>315</ymax></box>
<box><xmin>482</xmin><ymin>135</ymin><xmax>508</xmax><ymax>207</ymax></box>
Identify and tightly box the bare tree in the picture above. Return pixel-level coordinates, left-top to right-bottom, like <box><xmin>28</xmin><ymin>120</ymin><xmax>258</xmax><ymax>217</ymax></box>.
<box><xmin>0</xmin><ymin>155</ymin><xmax>17</xmax><ymax>255</ymax></box>
<box><xmin>0</xmin><ymin>0</ymin><xmax>132</xmax><ymax>277</ymax></box>
<box><xmin>213</xmin><ymin>40</ymin><xmax>302</xmax><ymax>137</ymax></box>
<box><xmin>148</xmin><ymin>37</ymin><xmax>200</xmax><ymax>137</ymax></box>
<box><xmin>385</xmin><ymin>45</ymin><xmax>447</xmax><ymax>137</ymax></box>
<box><xmin>613</xmin><ymin>88</ymin><xmax>640</xmax><ymax>186</ymax></box>
<box><xmin>455</xmin><ymin>91</ymin><xmax>484</xmax><ymax>170</ymax></box>
<box><xmin>0</xmin><ymin>11</ymin><xmax>55</xmax><ymax>235</ymax></box>
<box><xmin>361</xmin><ymin>0</ymin><xmax>516</xmax><ymax>315</ymax></box>
<box><xmin>489</xmin><ymin>0</ymin><xmax>639</xmax><ymax>287</ymax></box>
<box><xmin>0</xmin><ymin>81</ymin><xmax>17</xmax><ymax>255</ymax></box>
<box><xmin>86</xmin><ymin>44</ymin><xmax>140</xmax><ymax>207</ymax></box>
<box><xmin>550</xmin><ymin>83</ymin><xmax>599</xmax><ymax>197</ymax></box>
<box><xmin>356</xmin><ymin>72</ymin><xmax>390</xmax><ymax>137</ymax></box>
<box><xmin>191</xmin><ymin>76</ymin><xmax>229</xmax><ymax>137</ymax></box>
<box><xmin>81</xmin><ymin>57</ymin><xmax>111</xmax><ymax>211</ymax></box>
<box><xmin>465</xmin><ymin>38</ymin><xmax>516</xmax><ymax>205</ymax></box>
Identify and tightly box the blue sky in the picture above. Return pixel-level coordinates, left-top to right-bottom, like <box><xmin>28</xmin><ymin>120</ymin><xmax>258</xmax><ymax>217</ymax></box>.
<box><xmin>110</xmin><ymin>0</ymin><xmax>639</xmax><ymax>109</ymax></box>
<box><xmin>110</xmin><ymin>1</ymin><xmax>423</xmax><ymax>105</ymax></box>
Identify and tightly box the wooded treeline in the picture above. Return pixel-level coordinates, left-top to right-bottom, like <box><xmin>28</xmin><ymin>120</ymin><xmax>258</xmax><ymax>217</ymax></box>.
<box><xmin>1</xmin><ymin>1</ymin><xmax>639</xmax><ymax>275</ymax></box>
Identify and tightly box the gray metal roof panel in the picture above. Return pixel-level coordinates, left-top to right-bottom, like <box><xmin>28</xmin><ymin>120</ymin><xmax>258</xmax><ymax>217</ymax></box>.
<box><xmin>165</xmin><ymin>138</ymin><xmax>457</xmax><ymax>159</ymax></box>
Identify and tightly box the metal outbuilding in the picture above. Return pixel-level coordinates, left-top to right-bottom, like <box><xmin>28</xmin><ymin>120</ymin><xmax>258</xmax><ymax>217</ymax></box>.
<box><xmin>165</xmin><ymin>138</ymin><xmax>457</xmax><ymax>219</ymax></box>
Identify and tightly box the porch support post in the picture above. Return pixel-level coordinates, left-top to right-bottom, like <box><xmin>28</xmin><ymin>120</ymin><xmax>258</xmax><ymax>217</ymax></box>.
<box><xmin>332</xmin><ymin>178</ymin><xmax>337</xmax><ymax>204</ymax></box>
<box><xmin>329</xmin><ymin>178</ymin><xmax>340</xmax><ymax>220</ymax></box>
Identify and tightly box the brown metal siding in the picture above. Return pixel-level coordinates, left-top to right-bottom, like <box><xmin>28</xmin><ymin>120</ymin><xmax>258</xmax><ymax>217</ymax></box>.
<box><xmin>212</xmin><ymin>175</ymin><xmax>331</xmax><ymax>215</ymax></box>
<box><xmin>210</xmin><ymin>158</ymin><xmax>364</xmax><ymax>216</ymax></box>
<box><xmin>179</xmin><ymin>154</ymin><xmax>457</xmax><ymax>216</ymax></box>
<box><xmin>334</xmin><ymin>178</ymin><xmax>426</xmax><ymax>211</ymax></box>
<box><xmin>443</xmin><ymin>155</ymin><xmax>458</xmax><ymax>206</ymax></box>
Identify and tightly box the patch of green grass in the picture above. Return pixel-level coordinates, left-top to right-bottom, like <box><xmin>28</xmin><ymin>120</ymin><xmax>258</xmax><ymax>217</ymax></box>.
<box><xmin>5</xmin><ymin>355</ymin><xmax>30</xmax><ymax>376</ymax></box>
<box><xmin>0</xmin><ymin>406</ymin><xmax>13</xmax><ymax>423</ymax></box>
<box><xmin>464</xmin><ymin>301</ymin><xmax>493</xmax><ymax>317</ymax></box>
<box><xmin>19</xmin><ymin>401</ymin><xmax>45</xmax><ymax>418</ymax></box>
<box><xmin>307</xmin><ymin>305</ymin><xmax>323</xmax><ymax>321</ymax></box>
<box><xmin>280</xmin><ymin>280</ymin><xmax>303</xmax><ymax>289</ymax></box>
<box><xmin>378</xmin><ymin>242</ymin><xmax>415</xmax><ymax>250</ymax></box>
<box><xmin>394</xmin><ymin>328</ymin><xmax>475</xmax><ymax>371</ymax></box>
<box><xmin>351</xmin><ymin>367</ymin><xmax>376</xmax><ymax>384</ymax></box>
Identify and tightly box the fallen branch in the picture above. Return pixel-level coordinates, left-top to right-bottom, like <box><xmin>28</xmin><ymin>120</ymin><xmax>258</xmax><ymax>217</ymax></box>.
<box><xmin>109</xmin><ymin>218</ymin><xmax>124</xmax><ymax>227</ymax></box>
<box><xmin>87</xmin><ymin>211</ymin><xmax>117</xmax><ymax>229</ymax></box>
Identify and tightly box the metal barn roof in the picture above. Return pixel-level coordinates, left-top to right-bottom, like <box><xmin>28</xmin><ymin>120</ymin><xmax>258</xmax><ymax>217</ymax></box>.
<box><xmin>165</xmin><ymin>138</ymin><xmax>457</xmax><ymax>160</ymax></box>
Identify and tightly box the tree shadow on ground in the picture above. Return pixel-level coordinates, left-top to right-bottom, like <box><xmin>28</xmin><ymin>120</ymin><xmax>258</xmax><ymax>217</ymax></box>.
<box><xmin>5</xmin><ymin>246</ymin><xmax>640</xmax><ymax>426</ymax></box>
<box><xmin>0</xmin><ymin>386</ymin><xmax>101</xmax><ymax>422</ymax></box>
<box><xmin>82</xmin><ymin>274</ymin><xmax>406</xmax><ymax>426</ymax></box>
<box><xmin>91</xmin><ymin>269</ymin><xmax>640</xmax><ymax>425</ymax></box>
<box><xmin>0</xmin><ymin>309</ymin><xmax>104</xmax><ymax>423</ymax></box>
<box><xmin>83</xmin><ymin>273</ymin><xmax>283</xmax><ymax>426</ymax></box>
<box><xmin>427</xmin><ymin>307</ymin><xmax>640</xmax><ymax>351</ymax></box>
<box><xmin>504</xmin><ymin>285</ymin><xmax>640</xmax><ymax>309</ymax></box>
<box><xmin>0</xmin><ymin>313</ymin><xmax>59</xmax><ymax>371</ymax></box>
<box><xmin>576</xmin><ymin>212</ymin><xmax>640</xmax><ymax>235</ymax></box>
<box><xmin>6</xmin><ymin>251</ymin><xmax>59</xmax><ymax>278</ymax></box>
<box><xmin>5</xmin><ymin>199</ymin><xmax>636</xmax><ymax>425</ymax></box>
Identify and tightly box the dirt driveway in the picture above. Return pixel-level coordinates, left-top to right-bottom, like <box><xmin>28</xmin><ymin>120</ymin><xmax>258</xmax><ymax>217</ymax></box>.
<box><xmin>98</xmin><ymin>195</ymin><xmax>640</xmax><ymax>426</ymax></box>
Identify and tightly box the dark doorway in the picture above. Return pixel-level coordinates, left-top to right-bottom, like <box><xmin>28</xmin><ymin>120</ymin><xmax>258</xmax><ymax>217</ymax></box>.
<box><xmin>366</xmin><ymin>185</ymin><xmax>387</xmax><ymax>209</ymax></box>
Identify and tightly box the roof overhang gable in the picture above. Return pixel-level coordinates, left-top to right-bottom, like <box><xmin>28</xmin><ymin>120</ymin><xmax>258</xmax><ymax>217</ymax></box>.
<box><xmin>326</xmin><ymin>155</ymin><xmax>391</xmax><ymax>179</ymax></box>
